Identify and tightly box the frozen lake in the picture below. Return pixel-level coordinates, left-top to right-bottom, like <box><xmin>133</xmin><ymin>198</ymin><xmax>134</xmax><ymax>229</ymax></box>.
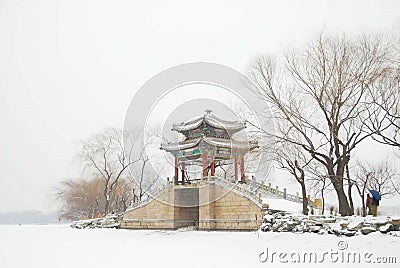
<box><xmin>0</xmin><ymin>224</ymin><xmax>399</xmax><ymax>267</ymax></box>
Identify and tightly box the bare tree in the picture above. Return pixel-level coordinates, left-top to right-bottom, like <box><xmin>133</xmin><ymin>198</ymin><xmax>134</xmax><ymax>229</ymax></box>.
<box><xmin>130</xmin><ymin>152</ymin><xmax>164</xmax><ymax>201</ymax></box>
<box><xmin>79</xmin><ymin>128</ymin><xmax>140</xmax><ymax>215</ymax></box>
<box><xmin>54</xmin><ymin>177</ymin><xmax>133</xmax><ymax>220</ymax></box>
<box><xmin>110</xmin><ymin>177</ymin><xmax>135</xmax><ymax>212</ymax></box>
<box><xmin>367</xmin><ymin>159</ymin><xmax>399</xmax><ymax>196</ymax></box>
<box><xmin>352</xmin><ymin>161</ymin><xmax>372</xmax><ymax>217</ymax></box>
<box><xmin>274</xmin><ymin>141</ymin><xmax>311</xmax><ymax>215</ymax></box>
<box><xmin>307</xmin><ymin>162</ymin><xmax>334</xmax><ymax>215</ymax></box>
<box><xmin>352</xmin><ymin>159</ymin><xmax>399</xmax><ymax>216</ymax></box>
<box><xmin>367</xmin><ymin>65</ymin><xmax>400</xmax><ymax>147</ymax></box>
<box><xmin>247</xmin><ymin>33</ymin><xmax>396</xmax><ymax>215</ymax></box>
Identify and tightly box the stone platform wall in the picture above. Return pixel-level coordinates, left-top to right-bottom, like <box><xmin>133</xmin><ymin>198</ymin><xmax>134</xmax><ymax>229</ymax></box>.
<box><xmin>121</xmin><ymin>186</ymin><xmax>175</xmax><ymax>229</ymax></box>
<box><xmin>199</xmin><ymin>184</ymin><xmax>263</xmax><ymax>230</ymax></box>
<box><xmin>121</xmin><ymin>183</ymin><xmax>263</xmax><ymax>231</ymax></box>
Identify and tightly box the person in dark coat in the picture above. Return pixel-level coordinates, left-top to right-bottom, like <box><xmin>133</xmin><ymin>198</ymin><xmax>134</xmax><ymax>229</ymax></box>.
<box><xmin>366</xmin><ymin>194</ymin><xmax>373</xmax><ymax>215</ymax></box>
<box><xmin>371</xmin><ymin>196</ymin><xmax>380</xmax><ymax>217</ymax></box>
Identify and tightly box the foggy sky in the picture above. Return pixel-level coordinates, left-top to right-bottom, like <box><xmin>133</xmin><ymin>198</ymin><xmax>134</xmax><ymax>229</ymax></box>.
<box><xmin>0</xmin><ymin>0</ymin><xmax>399</xmax><ymax>212</ymax></box>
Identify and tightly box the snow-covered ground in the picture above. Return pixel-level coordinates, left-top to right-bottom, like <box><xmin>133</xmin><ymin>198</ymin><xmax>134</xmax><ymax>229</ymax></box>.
<box><xmin>262</xmin><ymin>198</ymin><xmax>303</xmax><ymax>213</ymax></box>
<box><xmin>0</xmin><ymin>224</ymin><xmax>398</xmax><ymax>268</ymax></box>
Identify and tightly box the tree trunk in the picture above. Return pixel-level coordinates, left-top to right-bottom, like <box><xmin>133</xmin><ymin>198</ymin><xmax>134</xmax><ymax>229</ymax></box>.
<box><xmin>301</xmin><ymin>183</ymin><xmax>309</xmax><ymax>215</ymax></box>
<box><xmin>347</xmin><ymin>183</ymin><xmax>354</xmax><ymax>215</ymax></box>
<box><xmin>321</xmin><ymin>179</ymin><xmax>326</xmax><ymax>215</ymax></box>
<box><xmin>333</xmin><ymin>182</ymin><xmax>351</xmax><ymax>216</ymax></box>
<box><xmin>361</xmin><ymin>193</ymin><xmax>366</xmax><ymax>217</ymax></box>
<box><xmin>346</xmin><ymin>164</ymin><xmax>354</xmax><ymax>215</ymax></box>
<box><xmin>104</xmin><ymin>190</ymin><xmax>110</xmax><ymax>215</ymax></box>
<box><xmin>328</xmin><ymin>161</ymin><xmax>351</xmax><ymax>216</ymax></box>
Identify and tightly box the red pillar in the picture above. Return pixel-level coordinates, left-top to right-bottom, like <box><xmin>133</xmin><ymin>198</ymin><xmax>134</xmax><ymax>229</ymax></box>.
<box><xmin>211</xmin><ymin>154</ymin><xmax>215</xmax><ymax>176</ymax></box>
<box><xmin>174</xmin><ymin>156</ymin><xmax>179</xmax><ymax>185</ymax></box>
<box><xmin>181</xmin><ymin>162</ymin><xmax>185</xmax><ymax>184</ymax></box>
<box><xmin>202</xmin><ymin>152</ymin><xmax>208</xmax><ymax>177</ymax></box>
<box><xmin>234</xmin><ymin>155</ymin><xmax>238</xmax><ymax>182</ymax></box>
<box><xmin>240</xmin><ymin>156</ymin><xmax>245</xmax><ymax>183</ymax></box>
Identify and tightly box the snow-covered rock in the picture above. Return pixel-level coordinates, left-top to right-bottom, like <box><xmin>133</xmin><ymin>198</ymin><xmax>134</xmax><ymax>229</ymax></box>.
<box><xmin>309</xmin><ymin>226</ymin><xmax>321</xmax><ymax>233</ymax></box>
<box><xmin>259</xmin><ymin>211</ymin><xmax>400</xmax><ymax>237</ymax></box>
<box><xmin>388</xmin><ymin>231</ymin><xmax>400</xmax><ymax>237</ymax></box>
<box><xmin>70</xmin><ymin>214</ymin><xmax>121</xmax><ymax>229</ymax></box>
<box><xmin>263</xmin><ymin>214</ymin><xmax>275</xmax><ymax>223</ymax></box>
<box><xmin>390</xmin><ymin>216</ymin><xmax>400</xmax><ymax>221</ymax></box>
<box><xmin>342</xmin><ymin>229</ymin><xmax>357</xmax><ymax>237</ymax></box>
<box><xmin>360</xmin><ymin>226</ymin><xmax>377</xmax><ymax>235</ymax></box>
<box><xmin>347</xmin><ymin>220</ymin><xmax>364</xmax><ymax>231</ymax></box>
<box><xmin>379</xmin><ymin>223</ymin><xmax>393</xmax><ymax>234</ymax></box>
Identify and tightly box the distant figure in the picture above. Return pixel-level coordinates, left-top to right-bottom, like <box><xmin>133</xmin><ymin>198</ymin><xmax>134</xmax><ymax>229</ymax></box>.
<box><xmin>371</xmin><ymin>196</ymin><xmax>380</xmax><ymax>217</ymax></box>
<box><xmin>366</xmin><ymin>194</ymin><xmax>373</xmax><ymax>215</ymax></box>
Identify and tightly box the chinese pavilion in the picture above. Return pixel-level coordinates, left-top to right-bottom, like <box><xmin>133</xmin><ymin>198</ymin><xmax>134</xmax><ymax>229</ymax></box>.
<box><xmin>161</xmin><ymin>110</ymin><xmax>258</xmax><ymax>184</ymax></box>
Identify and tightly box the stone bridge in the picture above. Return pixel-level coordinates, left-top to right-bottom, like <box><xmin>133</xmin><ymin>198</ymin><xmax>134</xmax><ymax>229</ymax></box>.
<box><xmin>121</xmin><ymin>177</ymin><xmax>302</xmax><ymax>231</ymax></box>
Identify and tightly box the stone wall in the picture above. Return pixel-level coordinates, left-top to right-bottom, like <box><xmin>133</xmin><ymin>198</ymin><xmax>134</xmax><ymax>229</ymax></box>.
<box><xmin>199</xmin><ymin>184</ymin><xmax>263</xmax><ymax>230</ymax></box>
<box><xmin>121</xmin><ymin>186</ymin><xmax>175</xmax><ymax>229</ymax></box>
<box><xmin>174</xmin><ymin>187</ymin><xmax>199</xmax><ymax>229</ymax></box>
<box><xmin>121</xmin><ymin>183</ymin><xmax>263</xmax><ymax>231</ymax></box>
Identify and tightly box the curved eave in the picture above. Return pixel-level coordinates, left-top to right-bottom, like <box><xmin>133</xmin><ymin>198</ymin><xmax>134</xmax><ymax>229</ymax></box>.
<box><xmin>205</xmin><ymin>116</ymin><xmax>246</xmax><ymax>132</ymax></box>
<box><xmin>203</xmin><ymin>137</ymin><xmax>258</xmax><ymax>151</ymax></box>
<box><xmin>172</xmin><ymin>116</ymin><xmax>203</xmax><ymax>132</ymax></box>
<box><xmin>160</xmin><ymin>138</ymin><xmax>201</xmax><ymax>151</ymax></box>
<box><xmin>160</xmin><ymin>137</ymin><xmax>259</xmax><ymax>152</ymax></box>
<box><xmin>171</xmin><ymin>114</ymin><xmax>246</xmax><ymax>133</ymax></box>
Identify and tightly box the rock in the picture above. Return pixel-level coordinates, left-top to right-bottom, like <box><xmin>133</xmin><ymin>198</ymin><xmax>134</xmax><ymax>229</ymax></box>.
<box><xmin>292</xmin><ymin>225</ymin><xmax>304</xmax><ymax>233</ymax></box>
<box><xmin>272</xmin><ymin>222</ymin><xmax>284</xmax><ymax>232</ymax></box>
<box><xmin>363</xmin><ymin>222</ymin><xmax>378</xmax><ymax>230</ymax></box>
<box><xmin>260</xmin><ymin>223</ymin><xmax>271</xmax><ymax>232</ymax></box>
<box><xmin>347</xmin><ymin>220</ymin><xmax>364</xmax><ymax>231</ymax></box>
<box><xmin>360</xmin><ymin>226</ymin><xmax>377</xmax><ymax>235</ymax></box>
<box><xmin>260</xmin><ymin>211</ymin><xmax>400</xmax><ymax>236</ymax></box>
<box><xmin>283</xmin><ymin>220</ymin><xmax>298</xmax><ymax>232</ymax></box>
<box><xmin>70</xmin><ymin>214</ymin><xmax>121</xmax><ymax>229</ymax></box>
<box><xmin>379</xmin><ymin>223</ymin><xmax>393</xmax><ymax>234</ymax></box>
<box><xmin>291</xmin><ymin>216</ymin><xmax>302</xmax><ymax>223</ymax></box>
<box><xmin>389</xmin><ymin>219</ymin><xmax>400</xmax><ymax>231</ymax></box>
<box><xmin>339</xmin><ymin>222</ymin><xmax>349</xmax><ymax>229</ymax></box>
<box><xmin>326</xmin><ymin>227</ymin><xmax>336</xmax><ymax>235</ymax></box>
<box><xmin>318</xmin><ymin>228</ymin><xmax>329</xmax><ymax>235</ymax></box>
<box><xmin>263</xmin><ymin>214</ymin><xmax>275</xmax><ymax>223</ymax></box>
<box><xmin>342</xmin><ymin>230</ymin><xmax>357</xmax><ymax>237</ymax></box>
<box><xmin>375</xmin><ymin>217</ymin><xmax>389</xmax><ymax>226</ymax></box>
<box><xmin>388</xmin><ymin>231</ymin><xmax>400</xmax><ymax>237</ymax></box>
<box><xmin>317</xmin><ymin>217</ymin><xmax>336</xmax><ymax>224</ymax></box>
<box><xmin>309</xmin><ymin>226</ymin><xmax>322</xmax><ymax>233</ymax></box>
<box><xmin>303</xmin><ymin>220</ymin><xmax>316</xmax><ymax>226</ymax></box>
<box><xmin>286</xmin><ymin>220</ymin><xmax>297</xmax><ymax>227</ymax></box>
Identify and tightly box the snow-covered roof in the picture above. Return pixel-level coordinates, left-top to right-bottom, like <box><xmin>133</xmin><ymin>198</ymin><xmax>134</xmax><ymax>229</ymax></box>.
<box><xmin>160</xmin><ymin>136</ymin><xmax>258</xmax><ymax>152</ymax></box>
<box><xmin>172</xmin><ymin>110</ymin><xmax>246</xmax><ymax>133</ymax></box>
<box><xmin>160</xmin><ymin>138</ymin><xmax>202</xmax><ymax>151</ymax></box>
<box><xmin>203</xmin><ymin>137</ymin><xmax>258</xmax><ymax>151</ymax></box>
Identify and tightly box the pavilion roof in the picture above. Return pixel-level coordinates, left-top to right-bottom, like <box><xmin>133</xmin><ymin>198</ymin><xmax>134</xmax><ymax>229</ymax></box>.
<box><xmin>160</xmin><ymin>136</ymin><xmax>258</xmax><ymax>152</ymax></box>
<box><xmin>171</xmin><ymin>110</ymin><xmax>246</xmax><ymax>133</ymax></box>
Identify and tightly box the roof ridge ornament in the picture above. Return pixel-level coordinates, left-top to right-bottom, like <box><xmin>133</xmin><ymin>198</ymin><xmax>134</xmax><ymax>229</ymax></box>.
<box><xmin>204</xmin><ymin>109</ymin><xmax>212</xmax><ymax>116</ymax></box>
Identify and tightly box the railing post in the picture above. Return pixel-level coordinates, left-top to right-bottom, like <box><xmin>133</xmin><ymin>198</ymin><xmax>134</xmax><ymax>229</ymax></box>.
<box><xmin>296</xmin><ymin>192</ymin><xmax>299</xmax><ymax>202</ymax></box>
<box><xmin>276</xmin><ymin>186</ymin><xmax>279</xmax><ymax>195</ymax></box>
<box><xmin>283</xmin><ymin>188</ymin><xmax>287</xmax><ymax>199</ymax></box>
<box><xmin>268</xmin><ymin>183</ymin><xmax>271</xmax><ymax>191</ymax></box>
